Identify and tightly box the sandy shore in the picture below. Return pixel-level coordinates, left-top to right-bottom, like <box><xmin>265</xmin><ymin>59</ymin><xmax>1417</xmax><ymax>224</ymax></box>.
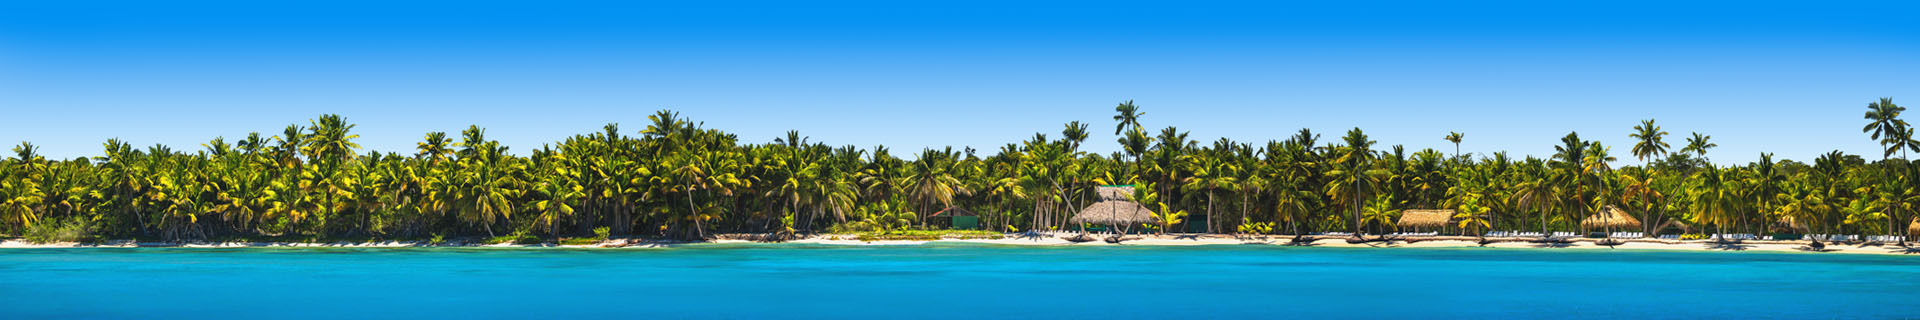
<box><xmin>7</xmin><ymin>234</ymin><xmax>1919</xmax><ymax>256</ymax></box>
<box><xmin>780</xmin><ymin>234</ymin><xmax>1920</xmax><ymax>256</ymax></box>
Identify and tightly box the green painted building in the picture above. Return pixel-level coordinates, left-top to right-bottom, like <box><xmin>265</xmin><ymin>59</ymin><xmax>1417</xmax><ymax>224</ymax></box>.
<box><xmin>929</xmin><ymin>207</ymin><xmax>980</xmax><ymax>230</ymax></box>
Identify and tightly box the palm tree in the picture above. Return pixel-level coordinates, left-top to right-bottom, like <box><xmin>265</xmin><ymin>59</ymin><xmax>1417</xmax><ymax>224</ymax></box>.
<box><xmin>1119</xmin><ymin>128</ymin><xmax>1151</xmax><ymax>166</ymax></box>
<box><xmin>416</xmin><ymin>132</ymin><xmax>453</xmax><ymax>163</ymax></box>
<box><xmin>1630</xmin><ymin>119</ymin><xmax>1670</xmax><ymax>162</ymax></box>
<box><xmin>1359</xmin><ymin>194</ymin><xmax>1401</xmax><ymax>235</ymax></box>
<box><xmin>1454</xmin><ymin>194</ymin><xmax>1492</xmax><ymax>238</ymax></box>
<box><xmin>1112</xmin><ymin>100</ymin><xmax>1145</xmax><ymax>135</ymax></box>
<box><xmin>1680</xmin><ymin>132</ymin><xmax>1716</xmax><ymax>161</ymax></box>
<box><xmin>1444</xmin><ymin>132</ymin><xmax>1464</xmax><ymax>162</ymax></box>
<box><xmin>906</xmin><ymin>148</ymin><xmax>964</xmax><ymax>228</ymax></box>
<box><xmin>303</xmin><ymin>114</ymin><xmax>361</xmax><ymax>165</ymax></box>
<box><xmin>1863</xmin><ymin>97</ymin><xmax>1912</xmax><ymax>243</ymax></box>
<box><xmin>1330</xmin><ymin>128</ymin><xmax>1376</xmax><ymax>235</ymax></box>
<box><xmin>1182</xmin><ymin>150</ymin><xmax>1237</xmax><ymax>233</ymax></box>
<box><xmin>1553</xmin><ymin>132</ymin><xmax>1589</xmax><ymax>234</ymax></box>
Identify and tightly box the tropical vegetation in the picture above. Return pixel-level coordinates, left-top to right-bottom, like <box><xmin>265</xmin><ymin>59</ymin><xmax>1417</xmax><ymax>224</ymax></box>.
<box><xmin>3</xmin><ymin>99</ymin><xmax>1917</xmax><ymax>243</ymax></box>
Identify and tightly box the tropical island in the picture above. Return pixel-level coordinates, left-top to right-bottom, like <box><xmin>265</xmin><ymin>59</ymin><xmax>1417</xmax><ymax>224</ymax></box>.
<box><xmin>4</xmin><ymin>99</ymin><xmax>1919</xmax><ymax>255</ymax></box>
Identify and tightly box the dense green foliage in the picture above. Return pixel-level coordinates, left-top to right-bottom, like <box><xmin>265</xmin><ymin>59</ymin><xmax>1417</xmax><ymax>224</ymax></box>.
<box><xmin>3</xmin><ymin>100</ymin><xmax>1919</xmax><ymax>241</ymax></box>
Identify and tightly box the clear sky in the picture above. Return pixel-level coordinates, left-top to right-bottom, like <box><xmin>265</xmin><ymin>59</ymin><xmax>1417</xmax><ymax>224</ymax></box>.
<box><xmin>2</xmin><ymin>1</ymin><xmax>1916</xmax><ymax>164</ymax></box>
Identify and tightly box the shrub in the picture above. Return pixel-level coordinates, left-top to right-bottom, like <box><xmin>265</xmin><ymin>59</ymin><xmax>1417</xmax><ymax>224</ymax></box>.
<box><xmin>559</xmin><ymin>238</ymin><xmax>600</xmax><ymax>245</ymax></box>
<box><xmin>488</xmin><ymin>231</ymin><xmax>543</xmax><ymax>244</ymax></box>
<box><xmin>24</xmin><ymin>217</ymin><xmax>96</xmax><ymax>244</ymax></box>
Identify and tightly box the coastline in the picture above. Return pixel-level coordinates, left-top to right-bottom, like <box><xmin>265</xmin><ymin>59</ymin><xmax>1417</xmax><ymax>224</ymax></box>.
<box><xmin>6</xmin><ymin>234</ymin><xmax>1919</xmax><ymax>256</ymax></box>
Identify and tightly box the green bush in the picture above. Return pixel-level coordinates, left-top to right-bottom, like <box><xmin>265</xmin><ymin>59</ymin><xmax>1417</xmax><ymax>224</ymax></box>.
<box><xmin>559</xmin><ymin>238</ymin><xmax>601</xmax><ymax>245</ymax></box>
<box><xmin>24</xmin><ymin>217</ymin><xmax>96</xmax><ymax>244</ymax></box>
<box><xmin>488</xmin><ymin>231</ymin><xmax>543</xmax><ymax>244</ymax></box>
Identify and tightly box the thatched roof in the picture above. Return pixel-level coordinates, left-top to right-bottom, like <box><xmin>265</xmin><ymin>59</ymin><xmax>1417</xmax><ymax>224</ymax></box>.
<box><xmin>1397</xmin><ymin>209</ymin><xmax>1454</xmax><ymax>228</ymax></box>
<box><xmin>928</xmin><ymin>207</ymin><xmax>976</xmax><ymax>217</ymax></box>
<box><xmin>1096</xmin><ymin>186</ymin><xmax>1135</xmax><ymax>202</ymax></box>
<box><xmin>1909</xmin><ymin>217</ymin><xmax>1919</xmax><ymax>236</ymax></box>
<box><xmin>1070</xmin><ymin>201</ymin><xmax>1157</xmax><ymax>225</ymax></box>
<box><xmin>1581</xmin><ymin>205</ymin><xmax>1641</xmax><ymax>229</ymax></box>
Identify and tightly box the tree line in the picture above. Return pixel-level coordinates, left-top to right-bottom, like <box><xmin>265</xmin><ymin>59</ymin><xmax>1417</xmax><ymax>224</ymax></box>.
<box><xmin>3</xmin><ymin>99</ymin><xmax>1917</xmax><ymax>242</ymax></box>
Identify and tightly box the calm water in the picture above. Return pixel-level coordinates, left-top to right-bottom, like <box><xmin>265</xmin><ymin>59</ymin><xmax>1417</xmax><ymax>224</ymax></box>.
<box><xmin>3</xmin><ymin>244</ymin><xmax>1918</xmax><ymax>319</ymax></box>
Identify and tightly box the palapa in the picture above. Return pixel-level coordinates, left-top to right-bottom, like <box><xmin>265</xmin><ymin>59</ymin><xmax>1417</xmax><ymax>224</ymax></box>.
<box><xmin>1581</xmin><ymin>205</ymin><xmax>1641</xmax><ymax>230</ymax></box>
<box><xmin>1396</xmin><ymin>209</ymin><xmax>1455</xmax><ymax>229</ymax></box>
<box><xmin>1070</xmin><ymin>201</ymin><xmax>1158</xmax><ymax>226</ymax></box>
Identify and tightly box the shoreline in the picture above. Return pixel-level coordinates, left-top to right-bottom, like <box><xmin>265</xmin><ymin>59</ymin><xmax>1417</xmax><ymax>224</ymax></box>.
<box><xmin>6</xmin><ymin>234</ymin><xmax>1920</xmax><ymax>256</ymax></box>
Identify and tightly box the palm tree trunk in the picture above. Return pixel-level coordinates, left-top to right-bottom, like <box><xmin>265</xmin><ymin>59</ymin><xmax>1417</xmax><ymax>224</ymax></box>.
<box><xmin>686</xmin><ymin>188</ymin><xmax>703</xmax><ymax>239</ymax></box>
<box><xmin>1207</xmin><ymin>192</ymin><xmax>1216</xmax><ymax>233</ymax></box>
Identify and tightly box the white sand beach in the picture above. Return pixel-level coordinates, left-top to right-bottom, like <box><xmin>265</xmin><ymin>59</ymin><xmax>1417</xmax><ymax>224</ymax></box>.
<box><xmin>7</xmin><ymin>234</ymin><xmax>1918</xmax><ymax>256</ymax></box>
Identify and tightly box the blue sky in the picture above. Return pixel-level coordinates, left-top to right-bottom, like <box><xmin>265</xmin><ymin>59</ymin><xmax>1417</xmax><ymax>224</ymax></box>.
<box><xmin>1</xmin><ymin>1</ymin><xmax>1916</xmax><ymax>164</ymax></box>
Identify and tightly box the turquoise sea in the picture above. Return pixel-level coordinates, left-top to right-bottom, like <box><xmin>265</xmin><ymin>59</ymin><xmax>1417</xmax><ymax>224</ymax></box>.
<box><xmin>3</xmin><ymin>244</ymin><xmax>1918</xmax><ymax>319</ymax></box>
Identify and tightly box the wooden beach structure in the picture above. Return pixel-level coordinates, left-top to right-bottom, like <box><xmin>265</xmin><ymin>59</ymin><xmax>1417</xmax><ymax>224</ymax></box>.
<box><xmin>928</xmin><ymin>207</ymin><xmax>979</xmax><ymax>230</ymax></box>
<box><xmin>1070</xmin><ymin>186</ymin><xmax>1158</xmax><ymax>235</ymax></box>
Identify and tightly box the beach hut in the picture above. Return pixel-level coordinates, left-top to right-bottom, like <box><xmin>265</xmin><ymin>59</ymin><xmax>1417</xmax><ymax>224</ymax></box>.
<box><xmin>1072</xmin><ymin>186</ymin><xmax>1158</xmax><ymax>234</ymax></box>
<box><xmin>1582</xmin><ymin>205</ymin><xmax>1641</xmax><ymax>234</ymax></box>
<box><xmin>1396</xmin><ymin>209</ymin><xmax>1454</xmax><ymax>233</ymax></box>
<box><xmin>928</xmin><ymin>207</ymin><xmax>980</xmax><ymax>230</ymax></box>
<box><xmin>1070</xmin><ymin>201</ymin><xmax>1158</xmax><ymax>233</ymax></box>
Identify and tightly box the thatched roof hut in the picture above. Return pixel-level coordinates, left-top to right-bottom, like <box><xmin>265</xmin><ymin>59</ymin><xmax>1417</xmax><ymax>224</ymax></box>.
<box><xmin>1581</xmin><ymin>205</ymin><xmax>1641</xmax><ymax>230</ymax></box>
<box><xmin>1396</xmin><ymin>209</ymin><xmax>1454</xmax><ymax>229</ymax></box>
<box><xmin>1096</xmin><ymin>185</ymin><xmax>1135</xmax><ymax>201</ymax></box>
<box><xmin>1071</xmin><ymin>201</ymin><xmax>1157</xmax><ymax>226</ymax></box>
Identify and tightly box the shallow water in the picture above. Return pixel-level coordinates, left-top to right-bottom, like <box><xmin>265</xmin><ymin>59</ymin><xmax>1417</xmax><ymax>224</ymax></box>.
<box><xmin>3</xmin><ymin>244</ymin><xmax>1917</xmax><ymax>319</ymax></box>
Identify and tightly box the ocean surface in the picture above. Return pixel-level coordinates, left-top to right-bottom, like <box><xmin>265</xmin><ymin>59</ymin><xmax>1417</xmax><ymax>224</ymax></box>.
<box><xmin>3</xmin><ymin>244</ymin><xmax>1918</xmax><ymax>319</ymax></box>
